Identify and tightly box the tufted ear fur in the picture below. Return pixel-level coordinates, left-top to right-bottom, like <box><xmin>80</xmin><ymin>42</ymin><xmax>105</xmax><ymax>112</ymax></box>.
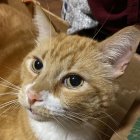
<box><xmin>34</xmin><ymin>5</ymin><xmax>57</xmax><ymax>42</ymax></box>
<box><xmin>99</xmin><ymin>25</ymin><xmax>140</xmax><ymax>78</ymax></box>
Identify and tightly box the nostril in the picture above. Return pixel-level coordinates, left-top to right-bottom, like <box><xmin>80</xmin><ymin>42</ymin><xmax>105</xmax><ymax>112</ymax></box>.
<box><xmin>28</xmin><ymin>98</ymin><xmax>37</xmax><ymax>105</ymax></box>
<box><xmin>27</xmin><ymin>91</ymin><xmax>43</xmax><ymax>105</ymax></box>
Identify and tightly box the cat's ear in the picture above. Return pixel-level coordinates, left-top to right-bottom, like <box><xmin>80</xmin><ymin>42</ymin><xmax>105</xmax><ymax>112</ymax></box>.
<box><xmin>99</xmin><ymin>25</ymin><xmax>140</xmax><ymax>78</ymax></box>
<box><xmin>34</xmin><ymin>5</ymin><xmax>57</xmax><ymax>42</ymax></box>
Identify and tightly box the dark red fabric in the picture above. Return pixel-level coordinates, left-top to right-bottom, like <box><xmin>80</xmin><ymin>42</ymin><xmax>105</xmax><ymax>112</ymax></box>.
<box><xmin>88</xmin><ymin>0</ymin><xmax>140</xmax><ymax>33</ymax></box>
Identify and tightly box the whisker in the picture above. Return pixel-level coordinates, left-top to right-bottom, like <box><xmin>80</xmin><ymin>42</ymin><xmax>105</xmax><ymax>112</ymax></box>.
<box><xmin>65</xmin><ymin>112</ymin><xmax>86</xmax><ymax>123</ymax></box>
<box><xmin>9</xmin><ymin>102</ymin><xmax>20</xmax><ymax>112</ymax></box>
<box><xmin>0</xmin><ymin>76</ymin><xmax>21</xmax><ymax>90</ymax></box>
<box><xmin>3</xmin><ymin>65</ymin><xmax>20</xmax><ymax>73</ymax></box>
<box><xmin>67</xmin><ymin>111</ymin><xmax>90</xmax><ymax>120</ymax></box>
<box><xmin>73</xmin><ymin>114</ymin><xmax>118</xmax><ymax>138</ymax></box>
<box><xmin>0</xmin><ymin>92</ymin><xmax>18</xmax><ymax>96</ymax></box>
<box><xmin>0</xmin><ymin>83</ymin><xmax>20</xmax><ymax>91</ymax></box>
<box><xmin>93</xmin><ymin>124</ymin><xmax>113</xmax><ymax>138</ymax></box>
<box><xmin>0</xmin><ymin>105</ymin><xmax>13</xmax><ymax>117</ymax></box>
<box><xmin>93</xmin><ymin>5</ymin><xmax>114</xmax><ymax>39</ymax></box>
<box><xmin>99</xmin><ymin>111</ymin><xmax>119</xmax><ymax>126</ymax></box>
<box><xmin>0</xmin><ymin>102</ymin><xmax>20</xmax><ymax>118</ymax></box>
<box><xmin>52</xmin><ymin>115</ymin><xmax>66</xmax><ymax>129</ymax></box>
<box><xmin>0</xmin><ymin>99</ymin><xmax>18</xmax><ymax>109</ymax></box>
<box><xmin>8</xmin><ymin>91</ymin><xmax>19</xmax><ymax>95</ymax></box>
<box><xmin>56</xmin><ymin>111</ymin><xmax>113</xmax><ymax>139</ymax></box>
<box><xmin>63</xmin><ymin>111</ymin><xmax>122</xmax><ymax>139</ymax></box>
<box><xmin>0</xmin><ymin>81</ymin><xmax>21</xmax><ymax>91</ymax></box>
<box><xmin>93</xmin><ymin>118</ymin><xmax>123</xmax><ymax>140</ymax></box>
<box><xmin>62</xmin><ymin>113</ymin><xmax>81</xmax><ymax>125</ymax></box>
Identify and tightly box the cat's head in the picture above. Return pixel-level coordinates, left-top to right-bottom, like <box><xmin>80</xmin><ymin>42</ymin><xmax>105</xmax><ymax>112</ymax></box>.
<box><xmin>18</xmin><ymin>6</ymin><xmax>140</xmax><ymax>127</ymax></box>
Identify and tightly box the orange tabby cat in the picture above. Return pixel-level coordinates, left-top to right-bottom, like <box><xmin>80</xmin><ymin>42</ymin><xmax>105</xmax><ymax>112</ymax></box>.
<box><xmin>0</xmin><ymin>3</ymin><xmax>140</xmax><ymax>140</ymax></box>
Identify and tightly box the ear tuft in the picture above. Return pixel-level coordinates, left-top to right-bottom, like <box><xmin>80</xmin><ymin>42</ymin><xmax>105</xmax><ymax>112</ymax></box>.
<box><xmin>99</xmin><ymin>25</ymin><xmax>140</xmax><ymax>78</ymax></box>
<box><xmin>34</xmin><ymin>5</ymin><xmax>56</xmax><ymax>42</ymax></box>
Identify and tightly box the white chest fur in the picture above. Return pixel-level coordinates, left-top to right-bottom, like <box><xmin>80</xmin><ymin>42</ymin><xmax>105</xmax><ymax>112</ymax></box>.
<box><xmin>30</xmin><ymin>118</ymin><xmax>98</xmax><ymax>140</ymax></box>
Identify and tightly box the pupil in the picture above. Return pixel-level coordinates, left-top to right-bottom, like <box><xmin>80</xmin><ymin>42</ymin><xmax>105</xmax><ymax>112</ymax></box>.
<box><xmin>70</xmin><ymin>75</ymin><xmax>82</xmax><ymax>87</ymax></box>
<box><xmin>34</xmin><ymin>59</ymin><xmax>43</xmax><ymax>70</ymax></box>
<box><xmin>64</xmin><ymin>2</ymin><xmax>68</xmax><ymax>11</ymax></box>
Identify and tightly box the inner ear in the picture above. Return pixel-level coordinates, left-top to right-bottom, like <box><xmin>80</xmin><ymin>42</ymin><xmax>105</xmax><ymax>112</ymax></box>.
<box><xmin>33</xmin><ymin>5</ymin><xmax>57</xmax><ymax>42</ymax></box>
<box><xmin>99</xmin><ymin>25</ymin><xmax>140</xmax><ymax>78</ymax></box>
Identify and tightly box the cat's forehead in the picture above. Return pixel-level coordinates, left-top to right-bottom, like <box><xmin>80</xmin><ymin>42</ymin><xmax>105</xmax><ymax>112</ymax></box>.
<box><xmin>35</xmin><ymin>34</ymin><xmax>98</xmax><ymax>62</ymax></box>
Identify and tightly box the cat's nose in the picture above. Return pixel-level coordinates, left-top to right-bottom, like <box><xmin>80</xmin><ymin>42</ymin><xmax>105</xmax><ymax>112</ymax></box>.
<box><xmin>27</xmin><ymin>90</ymin><xmax>43</xmax><ymax>105</ymax></box>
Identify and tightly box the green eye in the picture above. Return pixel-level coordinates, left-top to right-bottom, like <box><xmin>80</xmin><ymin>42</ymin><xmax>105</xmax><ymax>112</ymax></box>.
<box><xmin>63</xmin><ymin>74</ymin><xmax>84</xmax><ymax>89</ymax></box>
<box><xmin>31</xmin><ymin>58</ymin><xmax>43</xmax><ymax>74</ymax></box>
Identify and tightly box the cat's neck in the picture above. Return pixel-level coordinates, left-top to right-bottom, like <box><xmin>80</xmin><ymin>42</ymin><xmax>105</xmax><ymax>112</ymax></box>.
<box><xmin>29</xmin><ymin>117</ymin><xmax>98</xmax><ymax>140</ymax></box>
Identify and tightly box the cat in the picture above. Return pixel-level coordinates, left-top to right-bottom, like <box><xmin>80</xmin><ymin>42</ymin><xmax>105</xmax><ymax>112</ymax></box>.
<box><xmin>0</xmin><ymin>3</ymin><xmax>140</xmax><ymax>140</ymax></box>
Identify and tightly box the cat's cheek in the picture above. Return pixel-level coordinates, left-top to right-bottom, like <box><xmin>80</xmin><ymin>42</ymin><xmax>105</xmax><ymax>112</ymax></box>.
<box><xmin>40</xmin><ymin>90</ymin><xmax>64</xmax><ymax>113</ymax></box>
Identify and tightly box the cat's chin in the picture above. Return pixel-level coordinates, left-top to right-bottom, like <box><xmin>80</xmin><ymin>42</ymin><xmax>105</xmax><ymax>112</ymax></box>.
<box><xmin>27</xmin><ymin>109</ymin><xmax>50</xmax><ymax>122</ymax></box>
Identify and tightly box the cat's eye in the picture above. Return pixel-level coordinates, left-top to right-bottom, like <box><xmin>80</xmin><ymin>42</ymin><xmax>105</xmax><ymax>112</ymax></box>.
<box><xmin>31</xmin><ymin>58</ymin><xmax>43</xmax><ymax>74</ymax></box>
<box><xmin>63</xmin><ymin>74</ymin><xmax>84</xmax><ymax>89</ymax></box>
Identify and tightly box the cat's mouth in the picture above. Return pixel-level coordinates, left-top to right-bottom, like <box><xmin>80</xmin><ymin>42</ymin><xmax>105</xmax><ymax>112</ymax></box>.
<box><xmin>27</xmin><ymin>107</ymin><xmax>51</xmax><ymax>122</ymax></box>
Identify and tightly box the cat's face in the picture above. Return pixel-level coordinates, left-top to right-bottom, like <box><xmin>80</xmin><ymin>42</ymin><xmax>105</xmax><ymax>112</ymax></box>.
<box><xmin>18</xmin><ymin>6</ymin><xmax>140</xmax><ymax>127</ymax></box>
<box><xmin>19</xmin><ymin>34</ymin><xmax>115</xmax><ymax>123</ymax></box>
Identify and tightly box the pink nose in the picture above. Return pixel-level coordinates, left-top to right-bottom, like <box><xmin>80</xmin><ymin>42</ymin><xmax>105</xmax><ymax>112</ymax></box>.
<box><xmin>27</xmin><ymin>90</ymin><xmax>42</xmax><ymax>105</ymax></box>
